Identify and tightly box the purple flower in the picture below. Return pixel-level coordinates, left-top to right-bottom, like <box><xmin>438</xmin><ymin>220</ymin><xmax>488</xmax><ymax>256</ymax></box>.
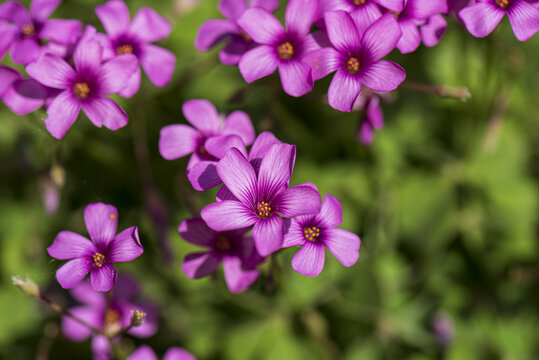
<box><xmin>283</xmin><ymin>189</ymin><xmax>360</xmax><ymax>277</ymax></box>
<box><xmin>95</xmin><ymin>0</ymin><xmax>176</xmax><ymax>97</ymax></box>
<box><xmin>201</xmin><ymin>143</ymin><xmax>321</xmax><ymax>256</ymax></box>
<box><xmin>432</xmin><ymin>312</ymin><xmax>455</xmax><ymax>347</ymax></box>
<box><xmin>0</xmin><ymin>0</ymin><xmax>81</xmax><ymax>65</ymax></box>
<box><xmin>237</xmin><ymin>0</ymin><xmax>321</xmax><ymax>97</ymax></box>
<box><xmin>459</xmin><ymin>0</ymin><xmax>539</xmax><ymax>41</ymax></box>
<box><xmin>304</xmin><ymin>12</ymin><xmax>406</xmax><ymax>112</ymax></box>
<box><xmin>420</xmin><ymin>14</ymin><xmax>448</xmax><ymax>48</ymax></box>
<box><xmin>0</xmin><ymin>65</ymin><xmax>47</xmax><ymax>115</ymax></box>
<box><xmin>127</xmin><ymin>345</ymin><xmax>196</xmax><ymax>360</ymax></box>
<box><xmin>26</xmin><ymin>29</ymin><xmax>138</xmax><ymax>139</ymax></box>
<box><xmin>47</xmin><ymin>202</ymin><xmax>144</xmax><ymax>292</ymax></box>
<box><xmin>356</xmin><ymin>93</ymin><xmax>385</xmax><ymax>145</ymax></box>
<box><xmin>180</xmin><ymin>218</ymin><xmax>264</xmax><ymax>293</ymax></box>
<box><xmin>195</xmin><ymin>0</ymin><xmax>279</xmax><ymax>65</ymax></box>
<box><xmin>159</xmin><ymin>99</ymin><xmax>255</xmax><ymax>170</ymax></box>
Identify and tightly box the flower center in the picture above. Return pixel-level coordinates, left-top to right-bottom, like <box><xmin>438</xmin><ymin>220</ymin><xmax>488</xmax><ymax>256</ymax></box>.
<box><xmin>277</xmin><ymin>42</ymin><xmax>294</xmax><ymax>60</ymax></box>
<box><xmin>388</xmin><ymin>10</ymin><xmax>401</xmax><ymax>19</ymax></box>
<box><xmin>304</xmin><ymin>226</ymin><xmax>320</xmax><ymax>242</ymax></box>
<box><xmin>352</xmin><ymin>0</ymin><xmax>367</xmax><ymax>6</ymax></box>
<box><xmin>215</xmin><ymin>236</ymin><xmax>231</xmax><ymax>252</ymax></box>
<box><xmin>346</xmin><ymin>57</ymin><xmax>360</xmax><ymax>74</ymax></box>
<box><xmin>73</xmin><ymin>82</ymin><xmax>90</xmax><ymax>99</ymax></box>
<box><xmin>239</xmin><ymin>29</ymin><xmax>252</xmax><ymax>42</ymax></box>
<box><xmin>116</xmin><ymin>44</ymin><xmax>134</xmax><ymax>55</ymax></box>
<box><xmin>92</xmin><ymin>252</ymin><xmax>107</xmax><ymax>268</ymax></box>
<box><xmin>257</xmin><ymin>201</ymin><xmax>272</xmax><ymax>218</ymax></box>
<box><xmin>105</xmin><ymin>309</ymin><xmax>120</xmax><ymax>325</ymax></box>
<box><xmin>495</xmin><ymin>0</ymin><xmax>509</xmax><ymax>9</ymax></box>
<box><xmin>21</xmin><ymin>23</ymin><xmax>35</xmax><ymax>37</ymax></box>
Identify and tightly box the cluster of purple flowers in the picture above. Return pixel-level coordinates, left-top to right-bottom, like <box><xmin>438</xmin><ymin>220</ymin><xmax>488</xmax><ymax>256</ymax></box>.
<box><xmin>159</xmin><ymin>99</ymin><xmax>361</xmax><ymax>291</ymax></box>
<box><xmin>0</xmin><ymin>0</ymin><xmax>176</xmax><ymax>139</ymax></box>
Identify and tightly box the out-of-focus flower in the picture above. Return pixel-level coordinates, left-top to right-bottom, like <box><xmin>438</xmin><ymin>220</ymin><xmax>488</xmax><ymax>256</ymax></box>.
<box><xmin>127</xmin><ymin>345</ymin><xmax>196</xmax><ymax>360</ymax></box>
<box><xmin>459</xmin><ymin>0</ymin><xmax>539</xmax><ymax>41</ymax></box>
<box><xmin>159</xmin><ymin>99</ymin><xmax>255</xmax><ymax>171</ymax></box>
<box><xmin>432</xmin><ymin>312</ymin><xmax>455</xmax><ymax>347</ymax></box>
<box><xmin>195</xmin><ymin>0</ymin><xmax>279</xmax><ymax>65</ymax></box>
<box><xmin>95</xmin><ymin>0</ymin><xmax>176</xmax><ymax>97</ymax></box>
<box><xmin>0</xmin><ymin>0</ymin><xmax>81</xmax><ymax>64</ymax></box>
<box><xmin>0</xmin><ymin>65</ymin><xmax>48</xmax><ymax>115</ymax></box>
<box><xmin>283</xmin><ymin>187</ymin><xmax>360</xmax><ymax>277</ymax></box>
<box><xmin>201</xmin><ymin>144</ymin><xmax>321</xmax><ymax>256</ymax></box>
<box><xmin>354</xmin><ymin>92</ymin><xmax>386</xmax><ymax>145</ymax></box>
<box><xmin>26</xmin><ymin>27</ymin><xmax>138</xmax><ymax>139</ymax></box>
<box><xmin>47</xmin><ymin>203</ymin><xmax>143</xmax><ymax>292</ymax></box>
<box><xmin>180</xmin><ymin>217</ymin><xmax>263</xmax><ymax>293</ymax></box>
<box><xmin>420</xmin><ymin>14</ymin><xmax>448</xmax><ymax>47</ymax></box>
<box><xmin>237</xmin><ymin>0</ymin><xmax>321</xmax><ymax>97</ymax></box>
<box><xmin>304</xmin><ymin>12</ymin><xmax>405</xmax><ymax>112</ymax></box>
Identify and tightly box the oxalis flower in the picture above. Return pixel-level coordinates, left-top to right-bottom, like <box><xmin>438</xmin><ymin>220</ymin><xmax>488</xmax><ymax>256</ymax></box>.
<box><xmin>283</xmin><ymin>188</ymin><xmax>360</xmax><ymax>277</ymax></box>
<box><xmin>26</xmin><ymin>27</ymin><xmax>138</xmax><ymax>139</ymax></box>
<box><xmin>195</xmin><ymin>0</ymin><xmax>279</xmax><ymax>65</ymax></box>
<box><xmin>459</xmin><ymin>0</ymin><xmax>539</xmax><ymax>41</ymax></box>
<box><xmin>0</xmin><ymin>65</ymin><xmax>47</xmax><ymax>115</ymax></box>
<box><xmin>180</xmin><ymin>218</ymin><xmax>264</xmax><ymax>293</ymax></box>
<box><xmin>95</xmin><ymin>0</ymin><xmax>176</xmax><ymax>97</ymax></box>
<box><xmin>304</xmin><ymin>12</ymin><xmax>406</xmax><ymax>112</ymax></box>
<box><xmin>201</xmin><ymin>144</ymin><xmax>321</xmax><ymax>256</ymax></box>
<box><xmin>47</xmin><ymin>203</ymin><xmax>144</xmax><ymax>292</ymax></box>
<box><xmin>237</xmin><ymin>0</ymin><xmax>321</xmax><ymax>97</ymax></box>
<box><xmin>128</xmin><ymin>345</ymin><xmax>196</xmax><ymax>360</ymax></box>
<box><xmin>0</xmin><ymin>0</ymin><xmax>81</xmax><ymax>64</ymax></box>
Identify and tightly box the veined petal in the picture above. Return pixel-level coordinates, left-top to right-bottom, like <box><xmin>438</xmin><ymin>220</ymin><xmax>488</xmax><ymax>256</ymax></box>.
<box><xmin>194</xmin><ymin>19</ymin><xmax>237</xmax><ymax>51</ymax></box>
<box><xmin>158</xmin><ymin>124</ymin><xmax>200</xmax><ymax>160</ymax></box>
<box><xmin>217</xmin><ymin>148</ymin><xmax>257</xmax><ymax>205</ymax></box>
<box><xmin>26</xmin><ymin>54</ymin><xmax>74</xmax><ymax>89</ymax></box>
<box><xmin>61</xmin><ymin>306</ymin><xmax>100</xmax><ymax>341</ymax></box>
<box><xmin>239</xmin><ymin>45</ymin><xmax>279</xmax><ymax>83</ymax></box>
<box><xmin>359</xmin><ymin>60</ymin><xmax>405</xmax><ymax>92</ymax></box>
<box><xmin>48</xmin><ymin>231</ymin><xmax>97</xmax><ymax>260</ymax></box>
<box><xmin>84</xmin><ymin>202</ymin><xmax>118</xmax><ymax>248</ymax></box>
<box><xmin>178</xmin><ymin>217</ymin><xmax>216</xmax><ymax>248</ymax></box>
<box><xmin>350</xmin><ymin>2</ymin><xmax>382</xmax><ymax>37</ymax></box>
<box><xmin>95</xmin><ymin>0</ymin><xmax>131</xmax><ymax>37</ymax></box>
<box><xmin>222</xmin><ymin>111</ymin><xmax>255</xmax><ymax>145</ymax></box>
<box><xmin>81</xmin><ymin>97</ymin><xmax>129</xmax><ymax>131</ymax></box>
<box><xmin>278</xmin><ymin>60</ymin><xmax>313</xmax><ymax>97</ymax></box>
<box><xmin>98</xmin><ymin>54</ymin><xmax>139</xmax><ymax>95</ymax></box>
<box><xmin>223</xmin><ymin>255</ymin><xmax>259</xmax><ymax>293</ymax></box>
<box><xmin>248</xmin><ymin>131</ymin><xmax>281</xmax><ymax>165</ymax></box>
<box><xmin>2</xmin><ymin>79</ymin><xmax>46</xmax><ymax>115</ymax></box>
<box><xmin>130</xmin><ymin>7</ymin><xmax>171</xmax><ymax>42</ymax></box>
<box><xmin>396</xmin><ymin>19</ymin><xmax>421</xmax><ymax>54</ymax></box>
<box><xmin>140</xmin><ymin>44</ymin><xmax>176</xmax><ymax>87</ymax></box>
<box><xmin>108</xmin><ymin>226</ymin><xmax>143</xmax><ymax>263</ymax></box>
<box><xmin>507</xmin><ymin>0</ymin><xmax>539</xmax><ymax>41</ymax></box>
<box><xmin>163</xmin><ymin>348</ymin><xmax>196</xmax><ymax>360</ymax></box>
<box><xmin>362</xmin><ymin>14</ymin><xmax>402</xmax><ymax>61</ymax></box>
<box><xmin>30</xmin><ymin>0</ymin><xmax>61</xmax><ymax>21</ymax></box>
<box><xmin>420</xmin><ymin>14</ymin><xmax>447</xmax><ymax>47</ymax></box>
<box><xmin>39</xmin><ymin>19</ymin><xmax>82</xmax><ymax>44</ymax></box>
<box><xmin>187</xmin><ymin>161</ymin><xmax>221</xmax><ymax>191</ymax></box>
<box><xmin>219</xmin><ymin>0</ymin><xmax>248</xmax><ymax>21</ymax></box>
<box><xmin>127</xmin><ymin>346</ymin><xmax>158</xmax><ymax>360</ymax></box>
<box><xmin>328</xmin><ymin>70</ymin><xmax>362</xmax><ymax>112</ymax></box>
<box><xmin>219</xmin><ymin>37</ymin><xmax>251</xmax><ymax>65</ymax></box>
<box><xmin>282</xmin><ymin>218</ymin><xmax>306</xmax><ymax>247</ymax></box>
<box><xmin>303</xmin><ymin>47</ymin><xmax>340</xmax><ymax>81</ymax></box>
<box><xmin>258</xmin><ymin>143</ymin><xmax>296</xmax><ymax>200</ymax></box>
<box><xmin>325</xmin><ymin>10</ymin><xmax>361</xmax><ymax>53</ymax></box>
<box><xmin>74</xmin><ymin>38</ymin><xmax>103</xmax><ymax>74</ymax></box>
<box><xmin>0</xmin><ymin>1</ymin><xmax>31</xmax><ymax>25</ymax></box>
<box><xmin>252</xmin><ymin>215</ymin><xmax>283</xmax><ymax>256</ymax></box>
<box><xmin>276</xmin><ymin>185</ymin><xmax>321</xmax><ymax>217</ymax></box>
<box><xmin>56</xmin><ymin>258</ymin><xmax>92</xmax><ymax>289</ymax></box>
<box><xmin>118</xmin><ymin>65</ymin><xmax>141</xmax><ymax>98</ymax></box>
<box><xmin>323</xmin><ymin>228</ymin><xmax>360</xmax><ymax>266</ymax></box>
<box><xmin>201</xmin><ymin>200</ymin><xmax>258</xmax><ymax>231</ymax></box>
<box><xmin>251</xmin><ymin>0</ymin><xmax>279</xmax><ymax>12</ymax></box>
<box><xmin>317</xmin><ymin>193</ymin><xmax>343</xmax><ymax>228</ymax></box>
<box><xmin>182</xmin><ymin>252</ymin><xmax>220</xmax><ymax>278</ymax></box>
<box><xmin>458</xmin><ymin>2</ymin><xmax>505</xmax><ymax>38</ymax></box>
<box><xmin>237</xmin><ymin>7</ymin><xmax>285</xmax><ymax>44</ymax></box>
<box><xmin>205</xmin><ymin>134</ymin><xmax>247</xmax><ymax>159</ymax></box>
<box><xmin>374</xmin><ymin>0</ymin><xmax>404</xmax><ymax>12</ymax></box>
<box><xmin>70</xmin><ymin>282</ymin><xmax>105</xmax><ymax>306</ymax></box>
<box><xmin>286</xmin><ymin>0</ymin><xmax>320</xmax><ymax>37</ymax></box>
<box><xmin>0</xmin><ymin>23</ymin><xmax>16</xmax><ymax>60</ymax></box>
<box><xmin>405</xmin><ymin>0</ymin><xmax>447</xmax><ymax>19</ymax></box>
<box><xmin>10</xmin><ymin>37</ymin><xmax>40</xmax><ymax>65</ymax></box>
<box><xmin>44</xmin><ymin>90</ymin><xmax>81</xmax><ymax>139</ymax></box>
<box><xmin>216</xmin><ymin>185</ymin><xmax>238</xmax><ymax>202</ymax></box>
<box><xmin>182</xmin><ymin>99</ymin><xmax>221</xmax><ymax>135</ymax></box>
<box><xmin>291</xmin><ymin>242</ymin><xmax>325</xmax><ymax>277</ymax></box>
<box><xmin>90</xmin><ymin>264</ymin><xmax>117</xmax><ymax>292</ymax></box>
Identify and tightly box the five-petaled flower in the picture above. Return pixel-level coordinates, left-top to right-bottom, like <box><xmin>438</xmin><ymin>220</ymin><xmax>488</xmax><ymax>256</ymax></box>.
<box><xmin>47</xmin><ymin>202</ymin><xmax>144</xmax><ymax>292</ymax></box>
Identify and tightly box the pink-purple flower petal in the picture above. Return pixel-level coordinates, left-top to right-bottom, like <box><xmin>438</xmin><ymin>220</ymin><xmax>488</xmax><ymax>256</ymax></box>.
<box><xmin>90</xmin><ymin>263</ymin><xmax>117</xmax><ymax>292</ymax></box>
<box><xmin>26</xmin><ymin>54</ymin><xmax>74</xmax><ymax>89</ymax></box>
<box><xmin>140</xmin><ymin>44</ymin><xmax>176</xmax><ymax>87</ymax></box>
<box><xmin>258</xmin><ymin>143</ymin><xmax>295</xmax><ymax>199</ymax></box>
<box><xmin>10</xmin><ymin>37</ymin><xmax>40</xmax><ymax>65</ymax></box>
<box><xmin>328</xmin><ymin>70</ymin><xmax>362</xmax><ymax>112</ymax></box>
<box><xmin>158</xmin><ymin>124</ymin><xmax>201</xmax><ymax>160</ymax></box>
<box><xmin>182</xmin><ymin>99</ymin><xmax>221</xmax><ymax>135</ymax></box>
<box><xmin>375</xmin><ymin>0</ymin><xmax>404</xmax><ymax>12</ymax></box>
<box><xmin>506</xmin><ymin>0</ymin><xmax>539</xmax><ymax>41</ymax></box>
<box><xmin>217</xmin><ymin>148</ymin><xmax>257</xmax><ymax>205</ymax></box>
<box><xmin>128</xmin><ymin>346</ymin><xmax>159</xmax><ymax>360</ymax></box>
<box><xmin>194</xmin><ymin>19</ymin><xmax>238</xmax><ymax>51</ymax></box>
<box><xmin>252</xmin><ymin>214</ymin><xmax>284</xmax><ymax>256</ymax></box>
<box><xmin>2</xmin><ymin>79</ymin><xmax>46</xmax><ymax>115</ymax></box>
<box><xmin>163</xmin><ymin>347</ymin><xmax>197</xmax><ymax>360</ymax></box>
<box><xmin>405</xmin><ymin>0</ymin><xmax>448</xmax><ymax>19</ymax></box>
<box><xmin>325</xmin><ymin>10</ymin><xmax>361</xmax><ymax>53</ymax></box>
<box><xmin>178</xmin><ymin>218</ymin><xmax>216</xmax><ymax>248</ymax></box>
<box><xmin>84</xmin><ymin>202</ymin><xmax>118</xmax><ymax>248</ymax></box>
<box><xmin>130</xmin><ymin>7</ymin><xmax>171</xmax><ymax>42</ymax></box>
<box><xmin>205</xmin><ymin>134</ymin><xmax>247</xmax><ymax>159</ymax></box>
<box><xmin>30</xmin><ymin>0</ymin><xmax>61</xmax><ymax>20</ymax></box>
<box><xmin>201</xmin><ymin>200</ymin><xmax>258</xmax><ymax>231</ymax></box>
<box><xmin>282</xmin><ymin>218</ymin><xmax>306</xmax><ymax>247</ymax></box>
<box><xmin>285</xmin><ymin>0</ymin><xmax>320</xmax><ymax>37</ymax></box>
<box><xmin>44</xmin><ymin>90</ymin><xmax>81</xmax><ymax>139</ymax></box>
<box><xmin>350</xmin><ymin>2</ymin><xmax>382</xmax><ymax>37</ymax></box>
<box><xmin>56</xmin><ymin>258</ymin><xmax>92</xmax><ymax>289</ymax></box>
<box><xmin>108</xmin><ymin>226</ymin><xmax>143</xmax><ymax>263</ymax></box>
<box><xmin>237</xmin><ymin>7</ymin><xmax>284</xmax><ymax>44</ymax></box>
<box><xmin>323</xmin><ymin>228</ymin><xmax>360</xmax><ymax>267</ymax></box>
<box><xmin>74</xmin><ymin>37</ymin><xmax>103</xmax><ymax>74</ymax></box>
<box><xmin>182</xmin><ymin>252</ymin><xmax>221</xmax><ymax>278</ymax></box>
<box><xmin>278</xmin><ymin>60</ymin><xmax>313</xmax><ymax>97</ymax></box>
<box><xmin>303</xmin><ymin>47</ymin><xmax>341</xmax><ymax>81</ymax></box>
<box><xmin>276</xmin><ymin>185</ymin><xmax>321</xmax><ymax>217</ymax></box>
<box><xmin>459</xmin><ymin>2</ymin><xmax>505</xmax><ymax>38</ymax></box>
<box><xmin>223</xmin><ymin>255</ymin><xmax>259</xmax><ymax>293</ymax></box>
<box><xmin>359</xmin><ymin>60</ymin><xmax>405</xmax><ymax>92</ymax></box>
<box><xmin>291</xmin><ymin>241</ymin><xmax>325</xmax><ymax>277</ymax></box>
<box><xmin>188</xmin><ymin>161</ymin><xmax>221</xmax><ymax>191</ymax></box>
<box><xmin>95</xmin><ymin>0</ymin><xmax>131</xmax><ymax>37</ymax></box>
<box><xmin>420</xmin><ymin>14</ymin><xmax>447</xmax><ymax>47</ymax></box>
<box><xmin>396</xmin><ymin>19</ymin><xmax>421</xmax><ymax>54</ymax></box>
<box><xmin>61</xmin><ymin>306</ymin><xmax>100</xmax><ymax>341</ymax></box>
<box><xmin>48</xmin><ymin>231</ymin><xmax>97</xmax><ymax>260</ymax></box>
<box><xmin>81</xmin><ymin>97</ymin><xmax>129</xmax><ymax>131</ymax></box>
<box><xmin>219</xmin><ymin>0</ymin><xmax>248</xmax><ymax>21</ymax></box>
<box><xmin>39</xmin><ymin>19</ymin><xmax>82</xmax><ymax>44</ymax></box>
<box><xmin>98</xmin><ymin>54</ymin><xmax>139</xmax><ymax>95</ymax></box>
<box><xmin>239</xmin><ymin>45</ymin><xmax>279</xmax><ymax>83</ymax></box>
<box><xmin>362</xmin><ymin>14</ymin><xmax>402</xmax><ymax>61</ymax></box>
<box><xmin>318</xmin><ymin>194</ymin><xmax>343</xmax><ymax>228</ymax></box>
<box><xmin>222</xmin><ymin>111</ymin><xmax>255</xmax><ymax>145</ymax></box>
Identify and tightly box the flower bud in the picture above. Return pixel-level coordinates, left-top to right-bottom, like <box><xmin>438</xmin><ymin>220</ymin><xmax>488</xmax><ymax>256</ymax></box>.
<box><xmin>12</xmin><ymin>275</ymin><xmax>41</xmax><ymax>299</ymax></box>
<box><xmin>130</xmin><ymin>310</ymin><xmax>146</xmax><ymax>327</ymax></box>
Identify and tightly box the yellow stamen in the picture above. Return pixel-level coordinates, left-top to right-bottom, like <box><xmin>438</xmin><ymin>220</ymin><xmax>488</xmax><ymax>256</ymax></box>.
<box><xmin>303</xmin><ymin>226</ymin><xmax>320</xmax><ymax>242</ymax></box>
<box><xmin>495</xmin><ymin>0</ymin><xmax>509</xmax><ymax>9</ymax></box>
<box><xmin>346</xmin><ymin>57</ymin><xmax>360</xmax><ymax>74</ymax></box>
<box><xmin>240</xmin><ymin>29</ymin><xmax>252</xmax><ymax>42</ymax></box>
<box><xmin>109</xmin><ymin>214</ymin><xmax>116</xmax><ymax>220</ymax></box>
<box><xmin>277</xmin><ymin>42</ymin><xmax>294</xmax><ymax>60</ymax></box>
<box><xmin>21</xmin><ymin>24</ymin><xmax>35</xmax><ymax>37</ymax></box>
<box><xmin>257</xmin><ymin>201</ymin><xmax>272</xmax><ymax>218</ymax></box>
<box><xmin>388</xmin><ymin>10</ymin><xmax>401</xmax><ymax>19</ymax></box>
<box><xmin>116</xmin><ymin>44</ymin><xmax>134</xmax><ymax>55</ymax></box>
<box><xmin>353</xmin><ymin>0</ymin><xmax>367</xmax><ymax>5</ymax></box>
<box><xmin>105</xmin><ymin>309</ymin><xmax>120</xmax><ymax>325</ymax></box>
<box><xmin>73</xmin><ymin>82</ymin><xmax>90</xmax><ymax>99</ymax></box>
<box><xmin>92</xmin><ymin>252</ymin><xmax>106</xmax><ymax>268</ymax></box>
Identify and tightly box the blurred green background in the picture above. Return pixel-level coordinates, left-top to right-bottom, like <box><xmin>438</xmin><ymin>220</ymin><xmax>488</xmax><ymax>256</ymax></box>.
<box><xmin>1</xmin><ymin>0</ymin><xmax>538</xmax><ymax>359</ymax></box>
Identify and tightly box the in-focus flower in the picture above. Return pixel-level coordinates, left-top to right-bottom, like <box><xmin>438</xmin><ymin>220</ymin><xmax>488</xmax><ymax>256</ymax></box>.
<box><xmin>127</xmin><ymin>345</ymin><xmax>196</xmax><ymax>360</ymax></box>
<box><xmin>180</xmin><ymin>217</ymin><xmax>263</xmax><ymax>293</ymax></box>
<box><xmin>304</xmin><ymin>12</ymin><xmax>405</xmax><ymax>112</ymax></box>
<box><xmin>47</xmin><ymin>202</ymin><xmax>143</xmax><ymax>292</ymax></box>
<box><xmin>283</xmin><ymin>189</ymin><xmax>360</xmax><ymax>277</ymax></box>
<box><xmin>26</xmin><ymin>28</ymin><xmax>138</xmax><ymax>139</ymax></box>
<box><xmin>0</xmin><ymin>65</ymin><xmax>47</xmax><ymax>115</ymax></box>
<box><xmin>459</xmin><ymin>0</ymin><xmax>539</xmax><ymax>41</ymax></box>
<box><xmin>237</xmin><ymin>0</ymin><xmax>321</xmax><ymax>97</ymax></box>
<box><xmin>201</xmin><ymin>144</ymin><xmax>321</xmax><ymax>256</ymax></box>
<box><xmin>159</xmin><ymin>99</ymin><xmax>255</xmax><ymax>170</ymax></box>
<box><xmin>95</xmin><ymin>0</ymin><xmax>176</xmax><ymax>97</ymax></box>
<box><xmin>195</xmin><ymin>0</ymin><xmax>279</xmax><ymax>65</ymax></box>
<box><xmin>0</xmin><ymin>0</ymin><xmax>81</xmax><ymax>64</ymax></box>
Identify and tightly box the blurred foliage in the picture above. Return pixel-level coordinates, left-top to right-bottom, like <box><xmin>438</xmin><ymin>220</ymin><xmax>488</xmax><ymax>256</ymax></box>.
<box><xmin>1</xmin><ymin>0</ymin><xmax>538</xmax><ymax>359</ymax></box>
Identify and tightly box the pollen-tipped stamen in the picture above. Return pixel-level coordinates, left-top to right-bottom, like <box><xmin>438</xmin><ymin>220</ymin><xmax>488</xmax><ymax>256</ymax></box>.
<box><xmin>116</xmin><ymin>44</ymin><xmax>134</xmax><ymax>55</ymax></box>
<box><xmin>353</xmin><ymin>0</ymin><xmax>367</xmax><ymax>6</ymax></box>
<box><xmin>21</xmin><ymin>23</ymin><xmax>35</xmax><ymax>37</ymax></box>
<box><xmin>92</xmin><ymin>252</ymin><xmax>106</xmax><ymax>268</ymax></box>
<box><xmin>277</xmin><ymin>42</ymin><xmax>294</xmax><ymax>60</ymax></box>
<box><xmin>346</xmin><ymin>57</ymin><xmax>360</xmax><ymax>74</ymax></box>
<box><xmin>257</xmin><ymin>201</ymin><xmax>272</xmax><ymax>218</ymax></box>
<box><xmin>495</xmin><ymin>0</ymin><xmax>509</xmax><ymax>9</ymax></box>
<box><xmin>303</xmin><ymin>227</ymin><xmax>320</xmax><ymax>242</ymax></box>
<box><xmin>73</xmin><ymin>82</ymin><xmax>90</xmax><ymax>99</ymax></box>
